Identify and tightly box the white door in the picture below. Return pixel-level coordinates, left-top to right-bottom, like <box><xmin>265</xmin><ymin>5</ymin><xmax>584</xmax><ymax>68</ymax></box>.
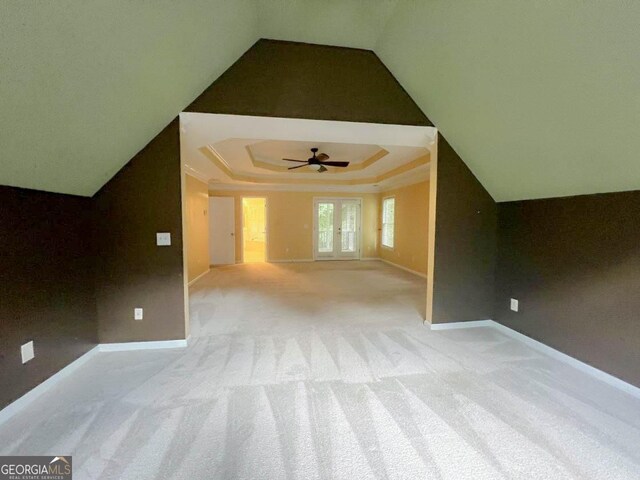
<box><xmin>209</xmin><ymin>197</ymin><xmax>235</xmax><ymax>265</ymax></box>
<box><xmin>314</xmin><ymin>198</ymin><xmax>361</xmax><ymax>260</ymax></box>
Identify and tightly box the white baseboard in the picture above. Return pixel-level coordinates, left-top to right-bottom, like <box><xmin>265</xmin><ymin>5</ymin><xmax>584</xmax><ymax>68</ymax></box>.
<box><xmin>429</xmin><ymin>319</ymin><xmax>493</xmax><ymax>330</ymax></box>
<box><xmin>269</xmin><ymin>259</ymin><xmax>314</xmax><ymax>263</ymax></box>
<box><xmin>0</xmin><ymin>338</ymin><xmax>189</xmax><ymax>426</ymax></box>
<box><xmin>430</xmin><ymin>319</ymin><xmax>640</xmax><ymax>399</ymax></box>
<box><xmin>98</xmin><ymin>338</ymin><xmax>188</xmax><ymax>352</ymax></box>
<box><xmin>0</xmin><ymin>346</ymin><xmax>100</xmax><ymax>426</ymax></box>
<box><xmin>270</xmin><ymin>258</ymin><xmax>385</xmax><ymax>264</ymax></box>
<box><xmin>379</xmin><ymin>258</ymin><xmax>428</xmax><ymax>279</ymax></box>
<box><xmin>188</xmin><ymin>268</ymin><xmax>210</xmax><ymax>286</ymax></box>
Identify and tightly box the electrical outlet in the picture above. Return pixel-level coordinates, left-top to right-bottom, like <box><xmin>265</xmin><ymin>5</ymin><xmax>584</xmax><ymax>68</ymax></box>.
<box><xmin>21</xmin><ymin>341</ymin><xmax>35</xmax><ymax>364</ymax></box>
<box><xmin>156</xmin><ymin>232</ymin><xmax>171</xmax><ymax>246</ymax></box>
<box><xmin>510</xmin><ymin>298</ymin><xmax>519</xmax><ymax>312</ymax></box>
<box><xmin>134</xmin><ymin>308</ymin><xmax>144</xmax><ymax>320</ymax></box>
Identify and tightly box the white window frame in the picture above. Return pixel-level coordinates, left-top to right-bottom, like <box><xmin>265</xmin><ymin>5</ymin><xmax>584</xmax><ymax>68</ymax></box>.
<box><xmin>313</xmin><ymin>197</ymin><xmax>363</xmax><ymax>260</ymax></box>
<box><xmin>381</xmin><ymin>196</ymin><xmax>395</xmax><ymax>249</ymax></box>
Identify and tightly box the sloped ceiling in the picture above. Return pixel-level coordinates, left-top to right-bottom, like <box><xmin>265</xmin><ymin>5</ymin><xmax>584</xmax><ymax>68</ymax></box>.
<box><xmin>255</xmin><ymin>0</ymin><xmax>400</xmax><ymax>50</ymax></box>
<box><xmin>2</xmin><ymin>1</ymin><xmax>639</xmax><ymax>201</ymax></box>
<box><xmin>375</xmin><ymin>1</ymin><xmax>640</xmax><ymax>201</ymax></box>
<box><xmin>0</xmin><ymin>1</ymin><xmax>257</xmax><ymax>196</ymax></box>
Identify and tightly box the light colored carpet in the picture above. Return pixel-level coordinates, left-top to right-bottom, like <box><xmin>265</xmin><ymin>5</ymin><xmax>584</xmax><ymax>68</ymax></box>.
<box><xmin>1</xmin><ymin>261</ymin><xmax>639</xmax><ymax>479</ymax></box>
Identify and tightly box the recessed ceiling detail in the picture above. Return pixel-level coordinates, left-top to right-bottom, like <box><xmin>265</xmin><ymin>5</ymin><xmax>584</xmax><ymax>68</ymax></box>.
<box><xmin>200</xmin><ymin>145</ymin><xmax>430</xmax><ymax>187</ymax></box>
<box><xmin>181</xmin><ymin>113</ymin><xmax>437</xmax><ymax>192</ymax></box>
<box><xmin>245</xmin><ymin>142</ymin><xmax>390</xmax><ymax>174</ymax></box>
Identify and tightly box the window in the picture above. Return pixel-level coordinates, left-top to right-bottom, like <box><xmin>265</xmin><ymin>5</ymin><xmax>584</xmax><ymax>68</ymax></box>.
<box><xmin>382</xmin><ymin>197</ymin><xmax>395</xmax><ymax>248</ymax></box>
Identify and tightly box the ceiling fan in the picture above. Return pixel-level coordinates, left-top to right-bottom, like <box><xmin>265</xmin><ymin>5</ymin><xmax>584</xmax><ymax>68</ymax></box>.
<box><xmin>283</xmin><ymin>147</ymin><xmax>349</xmax><ymax>173</ymax></box>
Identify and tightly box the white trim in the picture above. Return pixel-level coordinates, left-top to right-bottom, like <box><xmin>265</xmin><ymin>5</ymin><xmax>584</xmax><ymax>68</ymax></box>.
<box><xmin>98</xmin><ymin>339</ymin><xmax>188</xmax><ymax>352</ymax></box>
<box><xmin>180</xmin><ymin>160</ymin><xmax>191</xmax><ymax>355</ymax></box>
<box><xmin>0</xmin><ymin>346</ymin><xmax>100</xmax><ymax>426</ymax></box>
<box><xmin>381</xmin><ymin>196</ymin><xmax>395</xmax><ymax>249</ymax></box>
<box><xmin>0</xmin><ymin>338</ymin><xmax>190</xmax><ymax>426</ymax></box>
<box><xmin>490</xmin><ymin>322</ymin><xmax>640</xmax><ymax>398</ymax></box>
<box><xmin>379</xmin><ymin>258</ymin><xmax>427</xmax><ymax>279</ymax></box>
<box><xmin>181</xmin><ymin>113</ymin><xmax>437</xmax><ymax>193</ymax></box>
<box><xmin>313</xmin><ymin>197</ymin><xmax>363</xmax><ymax>261</ymax></box>
<box><xmin>188</xmin><ymin>268</ymin><xmax>210</xmax><ymax>286</ymax></box>
<box><xmin>361</xmin><ymin>257</ymin><xmax>380</xmax><ymax>261</ymax></box>
<box><xmin>378</xmin><ymin>169</ymin><xmax>431</xmax><ymax>193</ymax></box>
<box><xmin>268</xmin><ymin>259</ymin><xmax>314</xmax><ymax>263</ymax></box>
<box><xmin>209</xmin><ymin>182</ymin><xmax>383</xmax><ymax>194</ymax></box>
<box><xmin>183</xmin><ymin>169</ymin><xmax>210</xmax><ymax>185</ymax></box>
<box><xmin>429</xmin><ymin>319</ymin><xmax>492</xmax><ymax>330</ymax></box>
<box><xmin>429</xmin><ymin>320</ymin><xmax>640</xmax><ymax>399</ymax></box>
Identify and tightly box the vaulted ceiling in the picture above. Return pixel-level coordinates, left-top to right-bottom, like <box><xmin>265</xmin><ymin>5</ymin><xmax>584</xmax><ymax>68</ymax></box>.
<box><xmin>1</xmin><ymin>1</ymin><xmax>258</xmax><ymax>197</ymax></box>
<box><xmin>2</xmin><ymin>1</ymin><xmax>639</xmax><ymax>201</ymax></box>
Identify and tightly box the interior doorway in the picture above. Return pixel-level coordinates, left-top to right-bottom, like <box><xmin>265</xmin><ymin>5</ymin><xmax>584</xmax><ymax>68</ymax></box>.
<box><xmin>242</xmin><ymin>197</ymin><xmax>267</xmax><ymax>263</ymax></box>
<box><xmin>314</xmin><ymin>198</ymin><xmax>361</xmax><ymax>260</ymax></box>
<box><xmin>209</xmin><ymin>196</ymin><xmax>235</xmax><ymax>265</ymax></box>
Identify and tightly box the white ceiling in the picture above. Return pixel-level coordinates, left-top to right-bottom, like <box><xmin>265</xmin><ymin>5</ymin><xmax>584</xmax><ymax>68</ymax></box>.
<box><xmin>180</xmin><ymin>113</ymin><xmax>436</xmax><ymax>192</ymax></box>
<box><xmin>249</xmin><ymin>141</ymin><xmax>382</xmax><ymax>170</ymax></box>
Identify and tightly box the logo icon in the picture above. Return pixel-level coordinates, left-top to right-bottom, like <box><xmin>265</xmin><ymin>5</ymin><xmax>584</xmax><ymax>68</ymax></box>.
<box><xmin>0</xmin><ymin>456</ymin><xmax>73</xmax><ymax>479</ymax></box>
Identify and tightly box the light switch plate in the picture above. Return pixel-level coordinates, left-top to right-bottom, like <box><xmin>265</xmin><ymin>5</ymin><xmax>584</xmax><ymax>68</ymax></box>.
<box><xmin>21</xmin><ymin>341</ymin><xmax>35</xmax><ymax>364</ymax></box>
<box><xmin>156</xmin><ymin>232</ymin><xmax>171</xmax><ymax>246</ymax></box>
<box><xmin>510</xmin><ymin>298</ymin><xmax>519</xmax><ymax>312</ymax></box>
<box><xmin>134</xmin><ymin>308</ymin><xmax>144</xmax><ymax>320</ymax></box>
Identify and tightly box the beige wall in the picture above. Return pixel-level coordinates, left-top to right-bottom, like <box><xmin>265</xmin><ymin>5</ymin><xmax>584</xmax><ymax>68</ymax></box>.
<box><xmin>379</xmin><ymin>181</ymin><xmax>430</xmax><ymax>275</ymax></box>
<box><xmin>209</xmin><ymin>190</ymin><xmax>379</xmax><ymax>262</ymax></box>
<box><xmin>185</xmin><ymin>174</ymin><xmax>210</xmax><ymax>282</ymax></box>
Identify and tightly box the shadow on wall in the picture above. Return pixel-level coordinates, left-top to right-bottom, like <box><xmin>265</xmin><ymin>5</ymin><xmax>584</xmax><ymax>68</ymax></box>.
<box><xmin>94</xmin><ymin>119</ymin><xmax>186</xmax><ymax>344</ymax></box>
<box><xmin>431</xmin><ymin>135</ymin><xmax>497</xmax><ymax>324</ymax></box>
<box><xmin>495</xmin><ymin>191</ymin><xmax>640</xmax><ymax>387</ymax></box>
<box><xmin>0</xmin><ymin>186</ymin><xmax>97</xmax><ymax>408</ymax></box>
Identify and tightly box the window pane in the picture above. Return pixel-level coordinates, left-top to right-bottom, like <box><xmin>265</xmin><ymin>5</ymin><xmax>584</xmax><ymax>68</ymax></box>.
<box><xmin>341</xmin><ymin>202</ymin><xmax>357</xmax><ymax>252</ymax></box>
<box><xmin>382</xmin><ymin>198</ymin><xmax>395</xmax><ymax>248</ymax></box>
<box><xmin>318</xmin><ymin>203</ymin><xmax>334</xmax><ymax>252</ymax></box>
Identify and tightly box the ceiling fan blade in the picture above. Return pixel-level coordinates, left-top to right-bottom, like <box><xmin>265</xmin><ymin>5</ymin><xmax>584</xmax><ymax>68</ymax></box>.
<box><xmin>288</xmin><ymin>164</ymin><xmax>309</xmax><ymax>170</ymax></box>
<box><xmin>318</xmin><ymin>161</ymin><xmax>350</xmax><ymax>167</ymax></box>
<box><xmin>316</xmin><ymin>153</ymin><xmax>330</xmax><ymax>161</ymax></box>
<box><xmin>318</xmin><ymin>165</ymin><xmax>327</xmax><ymax>173</ymax></box>
<box><xmin>282</xmin><ymin>158</ymin><xmax>308</xmax><ymax>163</ymax></box>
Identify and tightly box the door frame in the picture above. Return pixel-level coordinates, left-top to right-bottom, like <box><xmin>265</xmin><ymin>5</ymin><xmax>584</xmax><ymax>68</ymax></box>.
<box><xmin>240</xmin><ymin>196</ymin><xmax>269</xmax><ymax>263</ymax></box>
<box><xmin>313</xmin><ymin>197</ymin><xmax>363</xmax><ymax>261</ymax></box>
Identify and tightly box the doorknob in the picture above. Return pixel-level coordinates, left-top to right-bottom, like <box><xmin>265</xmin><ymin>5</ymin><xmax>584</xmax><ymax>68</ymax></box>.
<box><xmin>231</xmin><ymin>233</ymin><xmax>234</xmax><ymax>236</ymax></box>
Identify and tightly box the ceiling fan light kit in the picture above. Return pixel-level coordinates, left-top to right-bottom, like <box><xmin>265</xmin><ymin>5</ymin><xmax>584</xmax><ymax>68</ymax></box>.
<box><xmin>283</xmin><ymin>147</ymin><xmax>349</xmax><ymax>173</ymax></box>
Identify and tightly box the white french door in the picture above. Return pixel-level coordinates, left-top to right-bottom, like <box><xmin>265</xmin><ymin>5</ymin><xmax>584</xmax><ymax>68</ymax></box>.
<box><xmin>314</xmin><ymin>198</ymin><xmax>361</xmax><ymax>260</ymax></box>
